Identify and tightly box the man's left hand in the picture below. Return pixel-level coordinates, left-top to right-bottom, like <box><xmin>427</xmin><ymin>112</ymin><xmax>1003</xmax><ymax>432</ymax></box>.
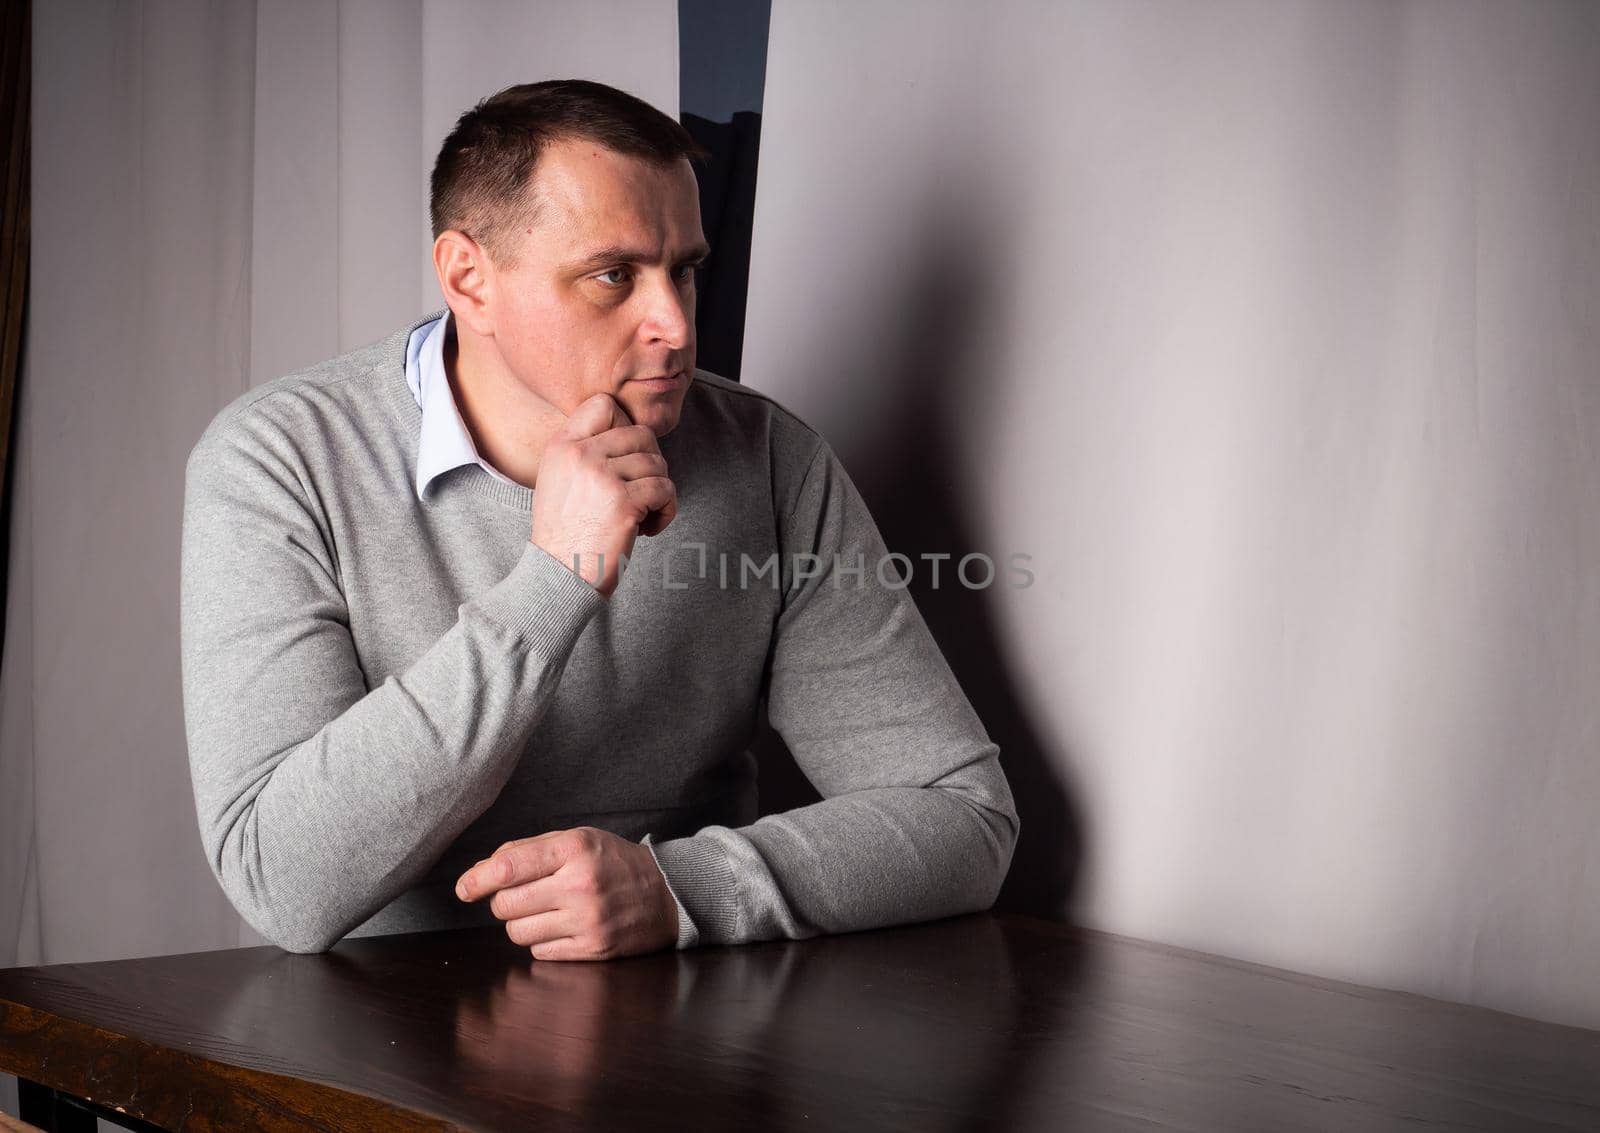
<box><xmin>455</xmin><ymin>826</ymin><xmax>678</xmax><ymax>960</ymax></box>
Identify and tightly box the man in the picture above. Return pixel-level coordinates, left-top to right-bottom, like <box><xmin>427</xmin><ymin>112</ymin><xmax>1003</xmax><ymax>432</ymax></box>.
<box><xmin>179</xmin><ymin>79</ymin><xmax>1018</xmax><ymax>959</ymax></box>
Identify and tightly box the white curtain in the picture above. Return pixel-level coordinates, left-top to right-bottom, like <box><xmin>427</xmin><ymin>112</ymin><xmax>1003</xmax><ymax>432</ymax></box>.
<box><xmin>1</xmin><ymin>0</ymin><xmax>678</xmax><ymax>993</ymax></box>
<box><xmin>748</xmin><ymin>0</ymin><xmax>1600</xmax><ymax>1030</ymax></box>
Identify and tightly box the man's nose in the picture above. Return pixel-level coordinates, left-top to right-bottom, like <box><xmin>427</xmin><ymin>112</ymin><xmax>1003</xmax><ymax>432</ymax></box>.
<box><xmin>638</xmin><ymin>271</ymin><xmax>692</xmax><ymax>349</ymax></box>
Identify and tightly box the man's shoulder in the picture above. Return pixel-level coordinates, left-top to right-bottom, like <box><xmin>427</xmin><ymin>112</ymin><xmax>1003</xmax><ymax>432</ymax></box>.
<box><xmin>679</xmin><ymin>369</ymin><xmax>828</xmax><ymax>475</ymax></box>
<box><xmin>187</xmin><ymin>316</ymin><xmax>425</xmax><ymax>470</ymax></box>
<box><xmin>682</xmin><ymin>368</ymin><xmax>814</xmax><ymax>431</ymax></box>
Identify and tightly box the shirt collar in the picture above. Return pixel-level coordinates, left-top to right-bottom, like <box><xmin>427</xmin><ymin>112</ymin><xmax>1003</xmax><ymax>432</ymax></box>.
<box><xmin>404</xmin><ymin>312</ymin><xmax>519</xmax><ymax>502</ymax></box>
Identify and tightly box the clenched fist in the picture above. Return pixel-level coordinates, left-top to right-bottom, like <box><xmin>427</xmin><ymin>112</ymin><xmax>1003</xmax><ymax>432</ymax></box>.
<box><xmin>531</xmin><ymin>393</ymin><xmax>677</xmax><ymax>596</ymax></box>
<box><xmin>455</xmin><ymin>826</ymin><xmax>680</xmax><ymax>961</ymax></box>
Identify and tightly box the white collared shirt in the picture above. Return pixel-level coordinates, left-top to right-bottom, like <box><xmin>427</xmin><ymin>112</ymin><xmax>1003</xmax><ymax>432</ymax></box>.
<box><xmin>404</xmin><ymin>312</ymin><xmax>521</xmax><ymax>501</ymax></box>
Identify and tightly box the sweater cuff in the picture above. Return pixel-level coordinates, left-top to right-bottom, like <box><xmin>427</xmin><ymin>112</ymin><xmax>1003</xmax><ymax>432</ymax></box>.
<box><xmin>645</xmin><ymin>834</ymin><xmax>741</xmax><ymax>947</ymax></box>
<box><xmin>466</xmin><ymin>540</ymin><xmax>605</xmax><ymax>657</ymax></box>
<box><xmin>640</xmin><ymin>832</ymin><xmax>699</xmax><ymax>949</ymax></box>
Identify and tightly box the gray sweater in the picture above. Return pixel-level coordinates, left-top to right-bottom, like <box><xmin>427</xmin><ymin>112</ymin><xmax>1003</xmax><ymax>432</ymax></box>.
<box><xmin>179</xmin><ymin>310</ymin><xmax>1019</xmax><ymax>953</ymax></box>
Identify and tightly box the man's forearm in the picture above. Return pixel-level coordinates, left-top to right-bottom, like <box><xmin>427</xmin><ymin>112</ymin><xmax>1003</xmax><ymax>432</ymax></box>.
<box><xmin>194</xmin><ymin>546</ymin><xmax>600</xmax><ymax>951</ymax></box>
<box><xmin>184</xmin><ymin>539</ymin><xmax>602</xmax><ymax>952</ymax></box>
<box><xmin>648</xmin><ymin>756</ymin><xmax>1017</xmax><ymax>947</ymax></box>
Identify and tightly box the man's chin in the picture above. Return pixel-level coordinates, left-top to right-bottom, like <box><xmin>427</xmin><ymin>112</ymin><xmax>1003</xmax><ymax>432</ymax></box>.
<box><xmin>619</xmin><ymin>391</ymin><xmax>688</xmax><ymax>437</ymax></box>
<box><xmin>642</xmin><ymin>409</ymin><xmax>684</xmax><ymax>438</ymax></box>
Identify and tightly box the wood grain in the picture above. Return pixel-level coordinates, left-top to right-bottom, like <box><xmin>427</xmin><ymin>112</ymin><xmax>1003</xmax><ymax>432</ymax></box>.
<box><xmin>0</xmin><ymin>1001</ymin><xmax>455</xmax><ymax>1132</ymax></box>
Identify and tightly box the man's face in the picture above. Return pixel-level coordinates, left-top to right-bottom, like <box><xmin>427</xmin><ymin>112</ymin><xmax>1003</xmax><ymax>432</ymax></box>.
<box><xmin>484</xmin><ymin>137</ymin><xmax>707</xmax><ymax>437</ymax></box>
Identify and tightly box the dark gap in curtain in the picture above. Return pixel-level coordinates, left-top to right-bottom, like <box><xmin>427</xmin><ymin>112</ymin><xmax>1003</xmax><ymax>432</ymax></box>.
<box><xmin>678</xmin><ymin>0</ymin><xmax>769</xmax><ymax>382</ymax></box>
<box><xmin>682</xmin><ymin>111</ymin><xmax>760</xmax><ymax>384</ymax></box>
<box><xmin>0</xmin><ymin>0</ymin><xmax>30</xmax><ymax>676</ymax></box>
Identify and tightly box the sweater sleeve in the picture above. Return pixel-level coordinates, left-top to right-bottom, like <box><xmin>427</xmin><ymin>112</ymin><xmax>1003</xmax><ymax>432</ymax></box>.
<box><xmin>646</xmin><ymin>437</ymin><xmax>1020</xmax><ymax>948</ymax></box>
<box><xmin>179</xmin><ymin>413</ymin><xmax>604</xmax><ymax>953</ymax></box>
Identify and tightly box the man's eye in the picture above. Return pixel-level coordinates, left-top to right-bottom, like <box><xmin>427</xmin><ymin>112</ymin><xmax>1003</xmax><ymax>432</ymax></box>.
<box><xmin>596</xmin><ymin>264</ymin><xmax>698</xmax><ymax>288</ymax></box>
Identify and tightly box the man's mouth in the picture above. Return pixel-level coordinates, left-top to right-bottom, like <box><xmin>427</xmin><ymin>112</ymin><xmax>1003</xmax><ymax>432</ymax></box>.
<box><xmin>627</xmin><ymin>369</ymin><xmax>688</xmax><ymax>392</ymax></box>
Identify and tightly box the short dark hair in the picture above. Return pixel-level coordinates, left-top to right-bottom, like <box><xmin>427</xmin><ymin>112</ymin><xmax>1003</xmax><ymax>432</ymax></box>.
<box><xmin>429</xmin><ymin>79</ymin><xmax>711</xmax><ymax>267</ymax></box>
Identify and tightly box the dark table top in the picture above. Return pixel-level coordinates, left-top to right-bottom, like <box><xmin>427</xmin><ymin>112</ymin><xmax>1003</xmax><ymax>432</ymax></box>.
<box><xmin>2</xmin><ymin>912</ymin><xmax>1598</xmax><ymax>1132</ymax></box>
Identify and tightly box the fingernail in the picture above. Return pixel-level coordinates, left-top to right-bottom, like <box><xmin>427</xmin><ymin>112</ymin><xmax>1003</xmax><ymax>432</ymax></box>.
<box><xmin>456</xmin><ymin>882</ymin><xmax>467</xmax><ymax>900</ymax></box>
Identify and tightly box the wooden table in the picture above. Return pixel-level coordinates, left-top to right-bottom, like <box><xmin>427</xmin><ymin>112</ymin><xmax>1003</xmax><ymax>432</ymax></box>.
<box><xmin>2</xmin><ymin>912</ymin><xmax>1597</xmax><ymax>1131</ymax></box>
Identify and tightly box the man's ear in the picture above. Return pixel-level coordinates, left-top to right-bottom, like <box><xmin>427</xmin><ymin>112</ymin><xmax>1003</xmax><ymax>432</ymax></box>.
<box><xmin>434</xmin><ymin>230</ymin><xmax>495</xmax><ymax>336</ymax></box>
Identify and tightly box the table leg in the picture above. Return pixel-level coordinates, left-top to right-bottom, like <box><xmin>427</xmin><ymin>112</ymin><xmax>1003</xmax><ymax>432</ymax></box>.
<box><xmin>14</xmin><ymin>1078</ymin><xmax>164</xmax><ymax>1133</ymax></box>
<box><xmin>15</xmin><ymin>1079</ymin><xmax>95</xmax><ymax>1133</ymax></box>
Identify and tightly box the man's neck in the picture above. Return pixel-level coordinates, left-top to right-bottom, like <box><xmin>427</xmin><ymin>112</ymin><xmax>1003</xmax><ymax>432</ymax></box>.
<box><xmin>444</xmin><ymin>317</ymin><xmax>565</xmax><ymax>491</ymax></box>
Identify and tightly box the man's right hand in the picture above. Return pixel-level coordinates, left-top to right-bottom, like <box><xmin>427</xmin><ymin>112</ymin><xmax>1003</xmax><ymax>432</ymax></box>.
<box><xmin>529</xmin><ymin>393</ymin><xmax>678</xmax><ymax>597</ymax></box>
